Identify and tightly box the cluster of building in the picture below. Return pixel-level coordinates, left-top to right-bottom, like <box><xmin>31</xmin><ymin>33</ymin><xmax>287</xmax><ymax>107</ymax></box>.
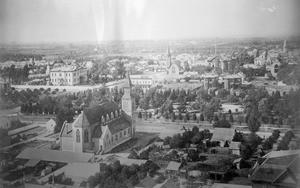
<box><xmin>60</xmin><ymin>73</ymin><xmax>135</xmax><ymax>154</ymax></box>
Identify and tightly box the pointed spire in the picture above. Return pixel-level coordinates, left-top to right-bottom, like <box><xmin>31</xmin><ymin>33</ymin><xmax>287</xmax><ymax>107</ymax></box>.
<box><xmin>124</xmin><ymin>71</ymin><xmax>132</xmax><ymax>88</ymax></box>
<box><xmin>167</xmin><ymin>44</ymin><xmax>171</xmax><ymax>58</ymax></box>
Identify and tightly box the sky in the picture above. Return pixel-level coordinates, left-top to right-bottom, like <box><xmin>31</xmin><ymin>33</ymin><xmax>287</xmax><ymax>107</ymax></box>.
<box><xmin>0</xmin><ymin>0</ymin><xmax>299</xmax><ymax>43</ymax></box>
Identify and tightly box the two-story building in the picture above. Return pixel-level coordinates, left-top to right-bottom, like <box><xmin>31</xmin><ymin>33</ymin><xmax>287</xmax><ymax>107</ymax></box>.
<box><xmin>130</xmin><ymin>75</ymin><xmax>154</xmax><ymax>91</ymax></box>
<box><xmin>222</xmin><ymin>74</ymin><xmax>242</xmax><ymax>90</ymax></box>
<box><xmin>200</xmin><ymin>73</ymin><xmax>219</xmax><ymax>90</ymax></box>
<box><xmin>50</xmin><ymin>66</ymin><xmax>87</xmax><ymax>86</ymax></box>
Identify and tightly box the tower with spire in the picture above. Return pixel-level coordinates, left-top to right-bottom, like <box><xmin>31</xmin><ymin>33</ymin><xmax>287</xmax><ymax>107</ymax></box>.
<box><xmin>122</xmin><ymin>71</ymin><xmax>135</xmax><ymax>134</ymax></box>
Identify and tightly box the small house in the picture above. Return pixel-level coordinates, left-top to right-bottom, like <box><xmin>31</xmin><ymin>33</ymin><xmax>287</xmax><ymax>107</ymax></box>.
<box><xmin>211</xmin><ymin>128</ymin><xmax>235</xmax><ymax>147</ymax></box>
<box><xmin>229</xmin><ymin>141</ymin><xmax>241</xmax><ymax>156</ymax></box>
<box><xmin>165</xmin><ymin>161</ymin><xmax>181</xmax><ymax>177</ymax></box>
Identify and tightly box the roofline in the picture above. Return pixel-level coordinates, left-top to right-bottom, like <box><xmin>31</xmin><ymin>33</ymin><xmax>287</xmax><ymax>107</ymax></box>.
<box><xmin>274</xmin><ymin>155</ymin><xmax>299</xmax><ymax>184</ymax></box>
<box><xmin>59</xmin><ymin>121</ymin><xmax>68</xmax><ymax>137</ymax></box>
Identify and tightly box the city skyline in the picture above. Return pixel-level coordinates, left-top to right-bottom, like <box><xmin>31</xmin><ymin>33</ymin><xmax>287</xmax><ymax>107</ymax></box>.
<box><xmin>0</xmin><ymin>0</ymin><xmax>300</xmax><ymax>43</ymax></box>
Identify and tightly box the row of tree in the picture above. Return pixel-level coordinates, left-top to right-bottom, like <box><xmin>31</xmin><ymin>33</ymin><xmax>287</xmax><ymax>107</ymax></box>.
<box><xmin>0</xmin><ymin>64</ymin><xmax>30</xmax><ymax>84</ymax></box>
<box><xmin>86</xmin><ymin>160</ymin><xmax>160</xmax><ymax>188</ymax></box>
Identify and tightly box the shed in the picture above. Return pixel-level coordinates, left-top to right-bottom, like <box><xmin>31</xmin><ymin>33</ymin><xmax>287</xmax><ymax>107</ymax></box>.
<box><xmin>165</xmin><ymin>161</ymin><xmax>181</xmax><ymax>173</ymax></box>
<box><xmin>229</xmin><ymin>141</ymin><xmax>241</xmax><ymax>155</ymax></box>
<box><xmin>211</xmin><ymin>128</ymin><xmax>235</xmax><ymax>147</ymax></box>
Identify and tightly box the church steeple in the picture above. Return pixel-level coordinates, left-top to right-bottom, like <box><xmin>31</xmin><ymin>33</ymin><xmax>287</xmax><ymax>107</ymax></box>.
<box><xmin>124</xmin><ymin>71</ymin><xmax>132</xmax><ymax>89</ymax></box>
<box><xmin>122</xmin><ymin>72</ymin><xmax>134</xmax><ymax>117</ymax></box>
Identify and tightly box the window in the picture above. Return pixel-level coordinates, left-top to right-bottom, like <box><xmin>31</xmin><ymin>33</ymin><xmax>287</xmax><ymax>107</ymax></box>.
<box><xmin>128</xmin><ymin>128</ymin><xmax>131</xmax><ymax>134</ymax></box>
<box><xmin>115</xmin><ymin>134</ymin><xmax>118</xmax><ymax>141</ymax></box>
<box><xmin>120</xmin><ymin>132</ymin><xmax>122</xmax><ymax>138</ymax></box>
<box><xmin>172</xmin><ymin>66</ymin><xmax>176</xmax><ymax>74</ymax></box>
<box><xmin>124</xmin><ymin>130</ymin><xmax>126</xmax><ymax>136</ymax></box>
<box><xmin>59</xmin><ymin>73</ymin><xmax>62</xmax><ymax>77</ymax></box>
<box><xmin>76</xmin><ymin>129</ymin><xmax>80</xmax><ymax>143</ymax></box>
<box><xmin>274</xmin><ymin>64</ymin><xmax>279</xmax><ymax>73</ymax></box>
<box><xmin>106</xmin><ymin>135</ymin><xmax>109</xmax><ymax>140</ymax></box>
<box><xmin>84</xmin><ymin>129</ymin><xmax>89</xmax><ymax>143</ymax></box>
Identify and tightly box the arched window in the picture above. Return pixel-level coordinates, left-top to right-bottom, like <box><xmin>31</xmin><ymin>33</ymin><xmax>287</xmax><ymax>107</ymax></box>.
<box><xmin>84</xmin><ymin>129</ymin><xmax>89</xmax><ymax>143</ymax></box>
<box><xmin>76</xmin><ymin>129</ymin><xmax>80</xmax><ymax>143</ymax></box>
<box><xmin>274</xmin><ymin>64</ymin><xmax>279</xmax><ymax>73</ymax></box>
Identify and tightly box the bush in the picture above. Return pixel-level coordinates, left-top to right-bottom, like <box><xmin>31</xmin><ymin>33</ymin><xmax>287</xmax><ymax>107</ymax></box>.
<box><xmin>192</xmin><ymin>113</ymin><xmax>197</xmax><ymax>121</ymax></box>
<box><xmin>200</xmin><ymin>114</ymin><xmax>204</xmax><ymax>121</ymax></box>
<box><xmin>156</xmin><ymin>174</ymin><xmax>166</xmax><ymax>184</ymax></box>
<box><xmin>229</xmin><ymin>114</ymin><xmax>234</xmax><ymax>123</ymax></box>
<box><xmin>178</xmin><ymin>113</ymin><xmax>183</xmax><ymax>120</ymax></box>
<box><xmin>138</xmin><ymin>112</ymin><xmax>142</xmax><ymax>118</ymax></box>
<box><xmin>277</xmin><ymin>117</ymin><xmax>283</xmax><ymax>126</ymax></box>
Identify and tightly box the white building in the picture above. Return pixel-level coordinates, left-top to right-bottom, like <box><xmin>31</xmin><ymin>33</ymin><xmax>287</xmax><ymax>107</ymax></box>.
<box><xmin>50</xmin><ymin>66</ymin><xmax>87</xmax><ymax>86</ymax></box>
<box><xmin>130</xmin><ymin>75</ymin><xmax>154</xmax><ymax>91</ymax></box>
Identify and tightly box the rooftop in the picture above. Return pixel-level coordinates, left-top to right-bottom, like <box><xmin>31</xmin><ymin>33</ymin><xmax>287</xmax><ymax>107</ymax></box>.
<box><xmin>211</xmin><ymin>128</ymin><xmax>235</xmax><ymax>142</ymax></box>
<box><xmin>17</xmin><ymin>148</ymin><xmax>93</xmax><ymax>163</ymax></box>
<box><xmin>135</xmin><ymin>176</ymin><xmax>156</xmax><ymax>188</ymax></box>
<box><xmin>251</xmin><ymin>150</ymin><xmax>300</xmax><ymax>185</ymax></box>
<box><xmin>200</xmin><ymin>73</ymin><xmax>219</xmax><ymax>78</ymax></box>
<box><xmin>229</xmin><ymin>142</ymin><xmax>241</xmax><ymax>150</ymax></box>
<box><xmin>83</xmin><ymin>101</ymin><xmax>120</xmax><ymax>125</ymax></box>
<box><xmin>50</xmin><ymin>66</ymin><xmax>84</xmax><ymax>72</ymax></box>
<box><xmin>166</xmin><ymin>161</ymin><xmax>181</xmax><ymax>171</ymax></box>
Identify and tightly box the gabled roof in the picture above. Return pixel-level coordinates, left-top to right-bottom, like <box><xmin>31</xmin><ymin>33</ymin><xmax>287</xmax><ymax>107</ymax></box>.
<box><xmin>60</xmin><ymin>122</ymin><xmax>72</xmax><ymax>137</ymax></box>
<box><xmin>135</xmin><ymin>176</ymin><xmax>156</xmax><ymax>188</ymax></box>
<box><xmin>166</xmin><ymin>161</ymin><xmax>181</xmax><ymax>171</ymax></box>
<box><xmin>107</xmin><ymin>116</ymin><xmax>131</xmax><ymax>135</ymax></box>
<box><xmin>17</xmin><ymin>148</ymin><xmax>93</xmax><ymax>163</ymax></box>
<box><xmin>168</xmin><ymin>60</ymin><xmax>184</xmax><ymax>71</ymax></box>
<box><xmin>73</xmin><ymin>112</ymin><xmax>90</xmax><ymax>127</ymax></box>
<box><xmin>83</xmin><ymin>101</ymin><xmax>120</xmax><ymax>125</ymax></box>
<box><xmin>251</xmin><ymin>150</ymin><xmax>299</xmax><ymax>185</ymax></box>
<box><xmin>211</xmin><ymin>128</ymin><xmax>235</xmax><ymax>142</ymax></box>
<box><xmin>229</xmin><ymin>141</ymin><xmax>241</xmax><ymax>150</ymax></box>
<box><xmin>263</xmin><ymin>150</ymin><xmax>300</xmax><ymax>158</ymax></box>
<box><xmin>24</xmin><ymin>158</ymin><xmax>41</xmax><ymax>167</ymax></box>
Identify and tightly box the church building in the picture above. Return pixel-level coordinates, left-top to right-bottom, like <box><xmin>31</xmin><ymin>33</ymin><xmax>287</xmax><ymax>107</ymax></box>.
<box><xmin>59</xmin><ymin>73</ymin><xmax>135</xmax><ymax>155</ymax></box>
<box><xmin>167</xmin><ymin>45</ymin><xmax>184</xmax><ymax>76</ymax></box>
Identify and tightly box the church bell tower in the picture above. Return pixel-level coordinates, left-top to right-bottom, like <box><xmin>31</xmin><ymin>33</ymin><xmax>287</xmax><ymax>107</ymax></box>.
<box><xmin>122</xmin><ymin>72</ymin><xmax>134</xmax><ymax>117</ymax></box>
<box><xmin>122</xmin><ymin>72</ymin><xmax>135</xmax><ymax>136</ymax></box>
